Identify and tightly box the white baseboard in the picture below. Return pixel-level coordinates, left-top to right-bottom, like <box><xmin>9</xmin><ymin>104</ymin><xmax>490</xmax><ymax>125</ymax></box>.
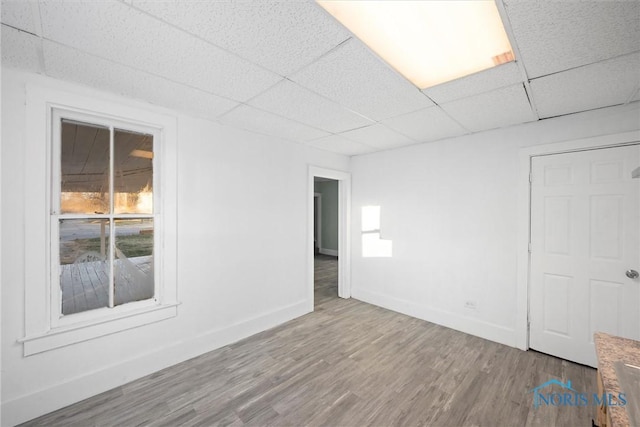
<box><xmin>319</xmin><ymin>248</ymin><xmax>338</xmax><ymax>257</ymax></box>
<box><xmin>2</xmin><ymin>300</ymin><xmax>309</xmax><ymax>427</ymax></box>
<box><xmin>351</xmin><ymin>287</ymin><xmax>516</xmax><ymax>348</ymax></box>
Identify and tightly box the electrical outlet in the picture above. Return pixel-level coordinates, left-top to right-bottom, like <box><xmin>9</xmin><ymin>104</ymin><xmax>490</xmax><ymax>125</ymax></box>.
<box><xmin>464</xmin><ymin>300</ymin><xmax>477</xmax><ymax>310</ymax></box>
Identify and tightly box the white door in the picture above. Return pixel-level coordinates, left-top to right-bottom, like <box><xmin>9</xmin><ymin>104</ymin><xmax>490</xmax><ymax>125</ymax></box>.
<box><xmin>530</xmin><ymin>145</ymin><xmax>640</xmax><ymax>367</ymax></box>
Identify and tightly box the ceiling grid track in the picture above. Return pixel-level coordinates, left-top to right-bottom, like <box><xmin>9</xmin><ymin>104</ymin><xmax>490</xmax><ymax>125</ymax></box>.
<box><xmin>495</xmin><ymin>0</ymin><xmax>540</xmax><ymax>120</ymax></box>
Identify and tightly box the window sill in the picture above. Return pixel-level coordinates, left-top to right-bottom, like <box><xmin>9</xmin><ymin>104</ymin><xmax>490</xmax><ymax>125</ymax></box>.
<box><xmin>19</xmin><ymin>302</ymin><xmax>179</xmax><ymax>356</ymax></box>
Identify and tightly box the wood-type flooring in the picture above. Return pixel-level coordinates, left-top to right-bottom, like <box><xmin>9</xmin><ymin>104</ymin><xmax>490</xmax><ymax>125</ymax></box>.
<box><xmin>22</xmin><ymin>255</ymin><xmax>597</xmax><ymax>426</ymax></box>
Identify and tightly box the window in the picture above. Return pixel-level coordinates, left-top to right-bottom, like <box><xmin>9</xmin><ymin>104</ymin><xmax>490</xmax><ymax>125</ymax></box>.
<box><xmin>21</xmin><ymin>84</ymin><xmax>178</xmax><ymax>356</ymax></box>
<box><xmin>53</xmin><ymin>114</ymin><xmax>157</xmax><ymax>316</ymax></box>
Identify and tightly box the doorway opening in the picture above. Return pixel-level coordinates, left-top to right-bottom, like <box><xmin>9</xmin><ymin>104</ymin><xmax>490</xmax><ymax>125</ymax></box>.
<box><xmin>308</xmin><ymin>166</ymin><xmax>351</xmax><ymax>312</ymax></box>
<box><xmin>314</xmin><ymin>178</ymin><xmax>338</xmax><ymax>308</ymax></box>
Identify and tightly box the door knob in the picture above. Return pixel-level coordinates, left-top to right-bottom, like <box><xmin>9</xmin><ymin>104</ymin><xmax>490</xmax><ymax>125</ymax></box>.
<box><xmin>626</xmin><ymin>269</ymin><xmax>639</xmax><ymax>279</ymax></box>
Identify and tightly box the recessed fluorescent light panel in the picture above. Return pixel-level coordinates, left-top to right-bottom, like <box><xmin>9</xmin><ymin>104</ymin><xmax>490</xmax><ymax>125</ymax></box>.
<box><xmin>317</xmin><ymin>0</ymin><xmax>514</xmax><ymax>89</ymax></box>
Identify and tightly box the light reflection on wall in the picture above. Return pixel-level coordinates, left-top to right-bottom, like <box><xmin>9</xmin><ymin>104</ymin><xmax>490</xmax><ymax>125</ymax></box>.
<box><xmin>361</xmin><ymin>205</ymin><xmax>392</xmax><ymax>258</ymax></box>
<box><xmin>362</xmin><ymin>205</ymin><xmax>380</xmax><ymax>232</ymax></box>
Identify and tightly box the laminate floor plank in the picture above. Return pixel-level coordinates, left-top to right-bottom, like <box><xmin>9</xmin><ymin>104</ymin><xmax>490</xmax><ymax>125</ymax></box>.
<box><xmin>314</xmin><ymin>254</ymin><xmax>338</xmax><ymax>309</ymax></box>
<box><xmin>22</xmin><ymin>256</ymin><xmax>597</xmax><ymax>426</ymax></box>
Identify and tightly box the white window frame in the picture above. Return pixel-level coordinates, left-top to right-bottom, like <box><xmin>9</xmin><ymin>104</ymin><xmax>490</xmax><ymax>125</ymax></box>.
<box><xmin>20</xmin><ymin>84</ymin><xmax>179</xmax><ymax>356</ymax></box>
<box><xmin>51</xmin><ymin>109</ymin><xmax>160</xmax><ymax>328</ymax></box>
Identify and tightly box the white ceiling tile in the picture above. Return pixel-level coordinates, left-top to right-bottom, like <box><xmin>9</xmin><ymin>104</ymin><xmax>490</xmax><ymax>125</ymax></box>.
<box><xmin>5</xmin><ymin>0</ymin><xmax>634</xmax><ymax>151</ymax></box>
<box><xmin>423</xmin><ymin>62</ymin><xmax>523</xmax><ymax>104</ymax></box>
<box><xmin>43</xmin><ymin>41</ymin><xmax>239</xmax><ymax>120</ymax></box>
<box><xmin>219</xmin><ymin>105</ymin><xmax>329</xmax><ymax>142</ymax></box>
<box><xmin>504</xmin><ymin>0</ymin><xmax>640</xmax><ymax>78</ymax></box>
<box><xmin>1</xmin><ymin>0</ymin><xmax>39</xmax><ymax>35</ymax></box>
<box><xmin>1</xmin><ymin>25</ymin><xmax>42</xmax><ymax>72</ymax></box>
<box><xmin>132</xmin><ymin>0</ymin><xmax>350</xmax><ymax>76</ymax></box>
<box><xmin>530</xmin><ymin>53</ymin><xmax>640</xmax><ymax>119</ymax></box>
<box><xmin>441</xmin><ymin>84</ymin><xmax>537</xmax><ymax>132</ymax></box>
<box><xmin>305</xmin><ymin>134</ymin><xmax>374</xmax><ymax>156</ymax></box>
<box><xmin>291</xmin><ymin>38</ymin><xmax>434</xmax><ymax>121</ymax></box>
<box><xmin>339</xmin><ymin>124</ymin><xmax>416</xmax><ymax>150</ymax></box>
<box><xmin>39</xmin><ymin>0</ymin><xmax>281</xmax><ymax>102</ymax></box>
<box><xmin>381</xmin><ymin>106</ymin><xmax>468</xmax><ymax>143</ymax></box>
<box><xmin>248</xmin><ymin>79</ymin><xmax>374</xmax><ymax>133</ymax></box>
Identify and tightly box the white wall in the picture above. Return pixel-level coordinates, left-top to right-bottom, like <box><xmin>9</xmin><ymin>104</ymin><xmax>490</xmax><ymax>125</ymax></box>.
<box><xmin>0</xmin><ymin>69</ymin><xmax>349</xmax><ymax>426</ymax></box>
<box><xmin>3</xmin><ymin>65</ymin><xmax>638</xmax><ymax>426</ymax></box>
<box><xmin>351</xmin><ymin>102</ymin><xmax>640</xmax><ymax>347</ymax></box>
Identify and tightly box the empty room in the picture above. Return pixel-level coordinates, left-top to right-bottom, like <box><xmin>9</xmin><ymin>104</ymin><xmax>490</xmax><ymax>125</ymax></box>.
<box><xmin>1</xmin><ymin>0</ymin><xmax>639</xmax><ymax>426</ymax></box>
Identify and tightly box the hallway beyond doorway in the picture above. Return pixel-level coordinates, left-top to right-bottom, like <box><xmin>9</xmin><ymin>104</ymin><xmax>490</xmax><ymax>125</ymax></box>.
<box><xmin>314</xmin><ymin>254</ymin><xmax>338</xmax><ymax>308</ymax></box>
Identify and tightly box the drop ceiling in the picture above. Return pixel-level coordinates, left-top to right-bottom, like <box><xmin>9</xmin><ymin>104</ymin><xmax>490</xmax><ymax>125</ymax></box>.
<box><xmin>2</xmin><ymin>0</ymin><xmax>639</xmax><ymax>156</ymax></box>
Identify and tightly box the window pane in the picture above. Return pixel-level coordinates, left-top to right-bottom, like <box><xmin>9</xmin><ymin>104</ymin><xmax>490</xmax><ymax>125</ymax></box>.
<box><xmin>60</xmin><ymin>219</ymin><xmax>110</xmax><ymax>315</ymax></box>
<box><xmin>114</xmin><ymin>129</ymin><xmax>153</xmax><ymax>214</ymax></box>
<box><xmin>114</xmin><ymin>218</ymin><xmax>154</xmax><ymax>306</ymax></box>
<box><xmin>61</xmin><ymin>120</ymin><xmax>110</xmax><ymax>214</ymax></box>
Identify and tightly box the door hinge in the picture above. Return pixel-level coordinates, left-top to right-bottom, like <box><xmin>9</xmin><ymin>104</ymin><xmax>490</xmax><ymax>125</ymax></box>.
<box><xmin>528</xmin><ymin>242</ymin><xmax>532</xmax><ymax>253</ymax></box>
<box><xmin>529</xmin><ymin>172</ymin><xmax>533</xmax><ymax>183</ymax></box>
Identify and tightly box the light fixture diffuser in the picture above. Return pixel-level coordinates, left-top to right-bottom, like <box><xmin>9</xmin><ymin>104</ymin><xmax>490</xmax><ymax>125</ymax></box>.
<box><xmin>317</xmin><ymin>0</ymin><xmax>514</xmax><ymax>89</ymax></box>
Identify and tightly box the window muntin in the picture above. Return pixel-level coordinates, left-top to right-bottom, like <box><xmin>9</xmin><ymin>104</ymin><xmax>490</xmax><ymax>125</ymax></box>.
<box><xmin>55</xmin><ymin>117</ymin><xmax>156</xmax><ymax>316</ymax></box>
